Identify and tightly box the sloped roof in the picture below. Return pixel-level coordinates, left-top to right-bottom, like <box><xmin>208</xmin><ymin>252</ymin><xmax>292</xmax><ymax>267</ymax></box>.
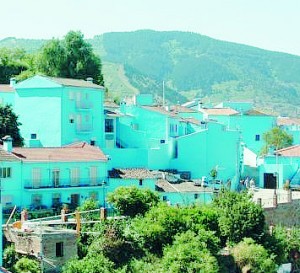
<box><xmin>275</xmin><ymin>145</ymin><xmax>300</xmax><ymax>157</ymax></box>
<box><xmin>200</xmin><ymin>108</ymin><xmax>239</xmax><ymax>116</ymax></box>
<box><xmin>109</xmin><ymin>168</ymin><xmax>157</xmax><ymax>179</ymax></box>
<box><xmin>277</xmin><ymin>117</ymin><xmax>300</xmax><ymax>126</ymax></box>
<box><xmin>47</xmin><ymin>77</ymin><xmax>103</xmax><ymax>89</ymax></box>
<box><xmin>180</xmin><ymin>118</ymin><xmax>201</xmax><ymax>125</ymax></box>
<box><xmin>0</xmin><ymin>148</ymin><xmax>20</xmax><ymax>162</ymax></box>
<box><xmin>241</xmin><ymin>109</ymin><xmax>270</xmax><ymax>116</ymax></box>
<box><xmin>11</xmin><ymin>142</ymin><xmax>107</xmax><ymax>162</ymax></box>
<box><xmin>170</xmin><ymin>105</ymin><xmax>198</xmax><ymax>113</ymax></box>
<box><xmin>141</xmin><ymin>106</ymin><xmax>177</xmax><ymax>117</ymax></box>
<box><xmin>0</xmin><ymin>85</ymin><xmax>15</xmax><ymax>92</ymax></box>
<box><xmin>104</xmin><ymin>101</ymin><xmax>119</xmax><ymax>108</ymax></box>
<box><xmin>156</xmin><ymin>179</ymin><xmax>211</xmax><ymax>193</ymax></box>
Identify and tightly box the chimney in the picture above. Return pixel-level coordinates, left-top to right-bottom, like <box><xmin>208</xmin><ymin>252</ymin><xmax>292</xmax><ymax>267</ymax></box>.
<box><xmin>86</xmin><ymin>77</ymin><xmax>93</xmax><ymax>83</ymax></box>
<box><xmin>2</xmin><ymin>135</ymin><xmax>13</xmax><ymax>152</ymax></box>
<box><xmin>10</xmin><ymin>78</ymin><xmax>16</xmax><ymax>87</ymax></box>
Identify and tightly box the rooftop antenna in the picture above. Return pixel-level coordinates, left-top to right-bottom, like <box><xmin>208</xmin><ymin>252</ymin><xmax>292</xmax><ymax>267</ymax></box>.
<box><xmin>162</xmin><ymin>81</ymin><xmax>165</xmax><ymax>107</ymax></box>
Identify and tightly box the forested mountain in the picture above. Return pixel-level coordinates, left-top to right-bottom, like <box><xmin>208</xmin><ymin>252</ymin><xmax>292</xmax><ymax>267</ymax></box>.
<box><xmin>1</xmin><ymin>30</ymin><xmax>300</xmax><ymax>116</ymax></box>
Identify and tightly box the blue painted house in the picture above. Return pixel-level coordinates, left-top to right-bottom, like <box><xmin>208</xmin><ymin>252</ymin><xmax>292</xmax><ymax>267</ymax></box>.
<box><xmin>259</xmin><ymin>145</ymin><xmax>300</xmax><ymax>189</ymax></box>
<box><xmin>14</xmin><ymin>75</ymin><xmax>105</xmax><ymax>148</ymax></box>
<box><xmin>0</xmin><ymin>137</ymin><xmax>108</xmax><ymax>211</ymax></box>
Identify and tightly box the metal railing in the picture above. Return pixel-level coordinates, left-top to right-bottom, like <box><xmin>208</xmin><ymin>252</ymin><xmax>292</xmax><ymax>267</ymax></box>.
<box><xmin>24</xmin><ymin>177</ymin><xmax>108</xmax><ymax>189</ymax></box>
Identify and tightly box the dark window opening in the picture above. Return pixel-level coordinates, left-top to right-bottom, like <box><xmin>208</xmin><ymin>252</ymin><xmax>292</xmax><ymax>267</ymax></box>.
<box><xmin>31</xmin><ymin>134</ymin><xmax>37</xmax><ymax>139</ymax></box>
<box><xmin>194</xmin><ymin>193</ymin><xmax>198</xmax><ymax>199</ymax></box>
<box><xmin>90</xmin><ymin>140</ymin><xmax>95</xmax><ymax>146</ymax></box>
<box><xmin>163</xmin><ymin>196</ymin><xmax>167</xmax><ymax>201</ymax></box>
<box><xmin>139</xmin><ymin>179</ymin><xmax>143</xmax><ymax>186</ymax></box>
<box><xmin>56</xmin><ymin>242</ymin><xmax>64</xmax><ymax>257</ymax></box>
<box><xmin>105</xmin><ymin>119</ymin><xmax>114</xmax><ymax>133</ymax></box>
<box><xmin>70</xmin><ymin>118</ymin><xmax>74</xmax><ymax>123</ymax></box>
<box><xmin>0</xmin><ymin>167</ymin><xmax>11</xmax><ymax>178</ymax></box>
<box><xmin>255</xmin><ymin>134</ymin><xmax>260</xmax><ymax>141</ymax></box>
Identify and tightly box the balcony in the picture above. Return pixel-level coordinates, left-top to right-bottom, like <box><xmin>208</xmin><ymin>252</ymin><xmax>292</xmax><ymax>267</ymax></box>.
<box><xmin>24</xmin><ymin>177</ymin><xmax>108</xmax><ymax>190</ymax></box>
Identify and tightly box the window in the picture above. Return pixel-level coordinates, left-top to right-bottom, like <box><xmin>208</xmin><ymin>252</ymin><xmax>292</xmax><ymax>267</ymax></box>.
<box><xmin>52</xmin><ymin>193</ymin><xmax>61</xmax><ymax>207</ymax></box>
<box><xmin>139</xmin><ymin>179</ymin><xmax>143</xmax><ymax>186</ymax></box>
<box><xmin>70</xmin><ymin>168</ymin><xmax>79</xmax><ymax>186</ymax></box>
<box><xmin>32</xmin><ymin>168</ymin><xmax>41</xmax><ymax>188</ymax></box>
<box><xmin>52</xmin><ymin>169</ymin><xmax>60</xmax><ymax>187</ymax></box>
<box><xmin>32</xmin><ymin>194</ymin><xmax>42</xmax><ymax>208</ymax></box>
<box><xmin>69</xmin><ymin>91</ymin><xmax>75</xmax><ymax>100</ymax></box>
<box><xmin>105</xmin><ymin>119</ymin><xmax>114</xmax><ymax>133</ymax></box>
<box><xmin>0</xmin><ymin>167</ymin><xmax>11</xmax><ymax>178</ymax></box>
<box><xmin>90</xmin><ymin>140</ymin><xmax>95</xmax><ymax>146</ymax></box>
<box><xmin>69</xmin><ymin>114</ymin><xmax>74</xmax><ymax>124</ymax></box>
<box><xmin>194</xmin><ymin>193</ymin><xmax>199</xmax><ymax>199</ymax></box>
<box><xmin>90</xmin><ymin>166</ymin><xmax>97</xmax><ymax>185</ymax></box>
<box><xmin>56</xmin><ymin>242</ymin><xmax>64</xmax><ymax>257</ymax></box>
<box><xmin>255</xmin><ymin>134</ymin><xmax>260</xmax><ymax>141</ymax></box>
<box><xmin>163</xmin><ymin>196</ymin><xmax>167</xmax><ymax>201</ymax></box>
<box><xmin>31</xmin><ymin>133</ymin><xmax>37</xmax><ymax>139</ymax></box>
<box><xmin>170</xmin><ymin>124</ymin><xmax>178</xmax><ymax>133</ymax></box>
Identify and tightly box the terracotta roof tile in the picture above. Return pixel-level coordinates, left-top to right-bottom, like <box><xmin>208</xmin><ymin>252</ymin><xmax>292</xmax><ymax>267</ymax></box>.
<box><xmin>276</xmin><ymin>145</ymin><xmax>300</xmax><ymax>157</ymax></box>
<box><xmin>109</xmin><ymin>168</ymin><xmax>157</xmax><ymax>179</ymax></box>
<box><xmin>47</xmin><ymin>77</ymin><xmax>104</xmax><ymax>89</ymax></box>
<box><xmin>200</xmin><ymin>108</ymin><xmax>239</xmax><ymax>116</ymax></box>
<box><xmin>180</xmin><ymin>118</ymin><xmax>201</xmax><ymax>125</ymax></box>
<box><xmin>12</xmin><ymin>142</ymin><xmax>107</xmax><ymax>162</ymax></box>
<box><xmin>0</xmin><ymin>85</ymin><xmax>15</xmax><ymax>92</ymax></box>
<box><xmin>141</xmin><ymin>106</ymin><xmax>177</xmax><ymax>117</ymax></box>
<box><xmin>0</xmin><ymin>147</ymin><xmax>20</xmax><ymax>162</ymax></box>
<box><xmin>277</xmin><ymin>117</ymin><xmax>300</xmax><ymax>126</ymax></box>
<box><xmin>242</xmin><ymin>109</ymin><xmax>270</xmax><ymax>116</ymax></box>
<box><xmin>170</xmin><ymin>105</ymin><xmax>197</xmax><ymax>113</ymax></box>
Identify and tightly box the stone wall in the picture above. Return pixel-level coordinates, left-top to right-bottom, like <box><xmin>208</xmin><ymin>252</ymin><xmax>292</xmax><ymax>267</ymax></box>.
<box><xmin>264</xmin><ymin>198</ymin><xmax>300</xmax><ymax>227</ymax></box>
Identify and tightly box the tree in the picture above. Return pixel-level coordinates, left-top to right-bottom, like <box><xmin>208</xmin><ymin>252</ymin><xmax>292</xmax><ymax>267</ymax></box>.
<box><xmin>3</xmin><ymin>244</ymin><xmax>19</xmax><ymax>271</ymax></box>
<box><xmin>0</xmin><ymin>104</ymin><xmax>23</xmax><ymax>146</ymax></box>
<box><xmin>213</xmin><ymin>190</ymin><xmax>265</xmax><ymax>244</ymax></box>
<box><xmin>231</xmin><ymin>238</ymin><xmax>277</xmax><ymax>273</ymax></box>
<box><xmin>0</xmin><ymin>48</ymin><xmax>29</xmax><ymax>83</ymax></box>
<box><xmin>261</xmin><ymin>127</ymin><xmax>293</xmax><ymax>155</ymax></box>
<box><xmin>161</xmin><ymin>230</ymin><xmax>219</xmax><ymax>273</ymax></box>
<box><xmin>62</xmin><ymin>255</ymin><xmax>115</xmax><ymax>273</ymax></box>
<box><xmin>36</xmin><ymin>39</ymin><xmax>66</xmax><ymax>77</ymax></box>
<box><xmin>37</xmin><ymin>31</ymin><xmax>104</xmax><ymax>85</ymax></box>
<box><xmin>14</xmin><ymin>257</ymin><xmax>40</xmax><ymax>273</ymax></box>
<box><xmin>107</xmin><ymin>186</ymin><xmax>160</xmax><ymax>217</ymax></box>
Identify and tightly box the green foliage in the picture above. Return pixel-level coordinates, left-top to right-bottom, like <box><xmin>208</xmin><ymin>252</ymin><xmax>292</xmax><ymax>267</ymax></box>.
<box><xmin>231</xmin><ymin>238</ymin><xmax>277</xmax><ymax>273</ymax></box>
<box><xmin>0</xmin><ymin>104</ymin><xmax>24</xmax><ymax>146</ymax></box>
<box><xmin>213</xmin><ymin>190</ymin><xmax>265</xmax><ymax>244</ymax></box>
<box><xmin>88</xmin><ymin>219</ymin><xmax>142</xmax><ymax>266</ymax></box>
<box><xmin>209</xmin><ymin>167</ymin><xmax>218</xmax><ymax>179</ymax></box>
<box><xmin>14</xmin><ymin>257</ymin><xmax>40</xmax><ymax>273</ymax></box>
<box><xmin>107</xmin><ymin>186</ymin><xmax>160</xmax><ymax>217</ymax></box>
<box><xmin>130</xmin><ymin>203</ymin><xmax>220</xmax><ymax>255</ymax></box>
<box><xmin>37</xmin><ymin>31</ymin><xmax>104</xmax><ymax>85</ymax></box>
<box><xmin>62</xmin><ymin>254</ymin><xmax>114</xmax><ymax>273</ymax></box>
<box><xmin>0</xmin><ymin>47</ymin><xmax>29</xmax><ymax>83</ymax></box>
<box><xmin>161</xmin><ymin>230</ymin><xmax>219</xmax><ymax>273</ymax></box>
<box><xmin>261</xmin><ymin>127</ymin><xmax>293</xmax><ymax>155</ymax></box>
<box><xmin>3</xmin><ymin>244</ymin><xmax>19</xmax><ymax>271</ymax></box>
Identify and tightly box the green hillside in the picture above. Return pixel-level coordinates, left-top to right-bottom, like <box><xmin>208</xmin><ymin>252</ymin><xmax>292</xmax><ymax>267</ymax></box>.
<box><xmin>1</xmin><ymin>30</ymin><xmax>300</xmax><ymax>116</ymax></box>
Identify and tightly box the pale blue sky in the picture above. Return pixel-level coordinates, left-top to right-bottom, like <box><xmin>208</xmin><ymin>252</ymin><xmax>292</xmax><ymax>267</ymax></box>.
<box><xmin>1</xmin><ymin>0</ymin><xmax>300</xmax><ymax>55</ymax></box>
